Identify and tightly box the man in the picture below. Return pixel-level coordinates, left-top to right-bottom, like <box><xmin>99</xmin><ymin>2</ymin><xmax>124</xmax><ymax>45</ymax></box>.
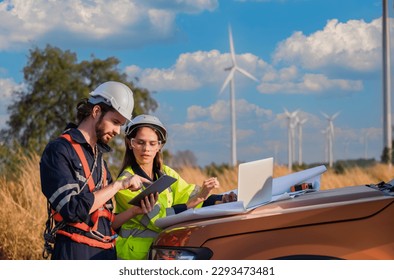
<box><xmin>40</xmin><ymin>81</ymin><xmax>155</xmax><ymax>260</ymax></box>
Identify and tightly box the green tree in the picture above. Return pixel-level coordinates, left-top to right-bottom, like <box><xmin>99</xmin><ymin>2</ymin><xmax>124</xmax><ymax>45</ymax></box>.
<box><xmin>168</xmin><ymin>150</ymin><xmax>199</xmax><ymax>169</ymax></box>
<box><xmin>380</xmin><ymin>140</ymin><xmax>394</xmax><ymax>164</ymax></box>
<box><xmin>381</xmin><ymin>147</ymin><xmax>390</xmax><ymax>164</ymax></box>
<box><xmin>0</xmin><ymin>44</ymin><xmax>157</xmax><ymax>172</ymax></box>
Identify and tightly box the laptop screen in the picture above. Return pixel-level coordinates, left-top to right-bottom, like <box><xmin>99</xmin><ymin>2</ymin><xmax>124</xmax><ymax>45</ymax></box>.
<box><xmin>237</xmin><ymin>157</ymin><xmax>273</xmax><ymax>210</ymax></box>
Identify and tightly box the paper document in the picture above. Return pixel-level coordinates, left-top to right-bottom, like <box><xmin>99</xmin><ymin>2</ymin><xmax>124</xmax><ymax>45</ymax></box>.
<box><xmin>155</xmin><ymin>165</ymin><xmax>327</xmax><ymax>229</ymax></box>
<box><xmin>272</xmin><ymin>165</ymin><xmax>326</xmax><ymax>196</ymax></box>
<box><xmin>155</xmin><ymin>201</ymin><xmax>246</xmax><ymax>228</ymax></box>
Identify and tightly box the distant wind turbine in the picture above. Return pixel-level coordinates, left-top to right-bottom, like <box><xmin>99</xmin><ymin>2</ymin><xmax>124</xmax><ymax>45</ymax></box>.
<box><xmin>363</xmin><ymin>131</ymin><xmax>370</xmax><ymax>159</ymax></box>
<box><xmin>322</xmin><ymin>112</ymin><xmax>340</xmax><ymax>168</ymax></box>
<box><xmin>321</xmin><ymin>127</ymin><xmax>330</xmax><ymax>163</ymax></box>
<box><xmin>296</xmin><ymin>117</ymin><xmax>308</xmax><ymax>165</ymax></box>
<box><xmin>284</xmin><ymin>108</ymin><xmax>298</xmax><ymax>171</ymax></box>
<box><xmin>220</xmin><ymin>24</ymin><xmax>258</xmax><ymax>167</ymax></box>
<box><xmin>344</xmin><ymin>138</ymin><xmax>350</xmax><ymax>160</ymax></box>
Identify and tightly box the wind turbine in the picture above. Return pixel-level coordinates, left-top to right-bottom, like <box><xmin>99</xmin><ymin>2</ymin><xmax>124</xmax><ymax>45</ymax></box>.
<box><xmin>344</xmin><ymin>138</ymin><xmax>350</xmax><ymax>160</ymax></box>
<box><xmin>220</xmin><ymin>25</ymin><xmax>258</xmax><ymax>167</ymax></box>
<box><xmin>284</xmin><ymin>108</ymin><xmax>298</xmax><ymax>171</ymax></box>
<box><xmin>321</xmin><ymin>127</ymin><xmax>330</xmax><ymax>163</ymax></box>
<box><xmin>363</xmin><ymin>130</ymin><xmax>370</xmax><ymax>159</ymax></box>
<box><xmin>322</xmin><ymin>112</ymin><xmax>340</xmax><ymax>168</ymax></box>
<box><xmin>296</xmin><ymin>117</ymin><xmax>308</xmax><ymax>165</ymax></box>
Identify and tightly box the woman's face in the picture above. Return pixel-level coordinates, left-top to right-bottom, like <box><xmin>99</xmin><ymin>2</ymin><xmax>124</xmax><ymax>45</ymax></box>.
<box><xmin>130</xmin><ymin>126</ymin><xmax>161</xmax><ymax>165</ymax></box>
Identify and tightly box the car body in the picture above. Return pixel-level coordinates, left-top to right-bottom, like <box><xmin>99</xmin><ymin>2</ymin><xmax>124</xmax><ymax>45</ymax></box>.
<box><xmin>149</xmin><ymin>184</ymin><xmax>394</xmax><ymax>260</ymax></box>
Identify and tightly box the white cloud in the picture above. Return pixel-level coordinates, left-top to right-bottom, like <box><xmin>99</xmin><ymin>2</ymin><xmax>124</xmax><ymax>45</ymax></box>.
<box><xmin>0</xmin><ymin>78</ymin><xmax>17</xmax><ymax>99</ymax></box>
<box><xmin>126</xmin><ymin>43</ymin><xmax>362</xmax><ymax>95</ymax></box>
<box><xmin>0</xmin><ymin>0</ymin><xmax>218</xmax><ymax>50</ymax></box>
<box><xmin>167</xmin><ymin>99</ymin><xmax>273</xmax><ymax>158</ymax></box>
<box><xmin>0</xmin><ymin>78</ymin><xmax>23</xmax><ymax>129</ymax></box>
<box><xmin>208</xmin><ymin>100</ymin><xmax>228</xmax><ymax>121</ymax></box>
<box><xmin>335</xmin><ymin>126</ymin><xmax>381</xmax><ymax>143</ymax></box>
<box><xmin>188</xmin><ymin>104</ymin><xmax>211</xmax><ymax>121</ymax></box>
<box><xmin>124</xmin><ymin>65</ymin><xmax>142</xmax><ymax>80</ymax></box>
<box><xmin>134</xmin><ymin>67</ymin><xmax>201</xmax><ymax>91</ymax></box>
<box><xmin>187</xmin><ymin>100</ymin><xmax>228</xmax><ymax>122</ymax></box>
<box><xmin>126</xmin><ymin>50</ymin><xmax>264</xmax><ymax>92</ymax></box>
<box><xmin>236</xmin><ymin>99</ymin><xmax>273</xmax><ymax>118</ymax></box>
<box><xmin>269</xmin><ymin>110</ymin><xmax>324</xmax><ymax>133</ymax></box>
<box><xmin>261</xmin><ymin>65</ymin><xmax>299</xmax><ymax>84</ymax></box>
<box><xmin>273</xmin><ymin>18</ymin><xmax>382</xmax><ymax>72</ymax></box>
<box><xmin>236</xmin><ymin>128</ymin><xmax>255</xmax><ymax>141</ymax></box>
<box><xmin>171</xmin><ymin>121</ymin><xmax>224</xmax><ymax>137</ymax></box>
<box><xmin>187</xmin><ymin>99</ymin><xmax>272</xmax><ymax>122</ymax></box>
<box><xmin>258</xmin><ymin>72</ymin><xmax>363</xmax><ymax>94</ymax></box>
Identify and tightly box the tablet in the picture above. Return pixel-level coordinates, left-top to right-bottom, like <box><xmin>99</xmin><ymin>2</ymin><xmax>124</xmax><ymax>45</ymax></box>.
<box><xmin>128</xmin><ymin>175</ymin><xmax>177</xmax><ymax>207</ymax></box>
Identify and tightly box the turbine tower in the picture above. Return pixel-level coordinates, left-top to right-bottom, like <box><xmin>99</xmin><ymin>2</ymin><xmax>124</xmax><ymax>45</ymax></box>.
<box><xmin>296</xmin><ymin>117</ymin><xmax>308</xmax><ymax>165</ymax></box>
<box><xmin>344</xmin><ymin>138</ymin><xmax>350</xmax><ymax>160</ymax></box>
<box><xmin>322</xmin><ymin>112</ymin><xmax>340</xmax><ymax>168</ymax></box>
<box><xmin>363</xmin><ymin>130</ymin><xmax>370</xmax><ymax>159</ymax></box>
<box><xmin>284</xmin><ymin>108</ymin><xmax>298</xmax><ymax>171</ymax></box>
<box><xmin>220</xmin><ymin>25</ymin><xmax>258</xmax><ymax>167</ymax></box>
<box><xmin>321</xmin><ymin>127</ymin><xmax>330</xmax><ymax>163</ymax></box>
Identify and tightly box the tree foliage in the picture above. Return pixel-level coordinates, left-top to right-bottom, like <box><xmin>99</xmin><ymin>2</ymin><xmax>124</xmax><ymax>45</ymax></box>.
<box><xmin>1</xmin><ymin>44</ymin><xmax>157</xmax><ymax>156</ymax></box>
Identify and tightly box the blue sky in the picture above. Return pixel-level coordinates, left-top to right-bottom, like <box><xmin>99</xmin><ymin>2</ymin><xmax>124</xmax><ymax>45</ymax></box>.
<box><xmin>0</xmin><ymin>0</ymin><xmax>391</xmax><ymax>167</ymax></box>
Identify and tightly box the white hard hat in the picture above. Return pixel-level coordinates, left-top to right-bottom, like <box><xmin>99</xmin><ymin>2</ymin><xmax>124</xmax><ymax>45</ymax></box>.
<box><xmin>89</xmin><ymin>81</ymin><xmax>134</xmax><ymax>121</ymax></box>
<box><xmin>125</xmin><ymin>114</ymin><xmax>167</xmax><ymax>144</ymax></box>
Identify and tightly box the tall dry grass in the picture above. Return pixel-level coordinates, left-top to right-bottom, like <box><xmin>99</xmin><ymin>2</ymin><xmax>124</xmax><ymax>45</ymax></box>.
<box><xmin>1</xmin><ymin>153</ymin><xmax>394</xmax><ymax>259</ymax></box>
<box><xmin>178</xmin><ymin>163</ymin><xmax>394</xmax><ymax>192</ymax></box>
<box><xmin>0</xmin><ymin>153</ymin><xmax>47</xmax><ymax>260</ymax></box>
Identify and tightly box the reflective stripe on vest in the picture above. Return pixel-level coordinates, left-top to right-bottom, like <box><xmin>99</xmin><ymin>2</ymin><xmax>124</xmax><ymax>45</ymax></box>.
<box><xmin>53</xmin><ymin>134</ymin><xmax>115</xmax><ymax>249</ymax></box>
<box><xmin>119</xmin><ymin>227</ymin><xmax>159</xmax><ymax>239</ymax></box>
<box><xmin>56</xmin><ymin>229</ymin><xmax>115</xmax><ymax>249</ymax></box>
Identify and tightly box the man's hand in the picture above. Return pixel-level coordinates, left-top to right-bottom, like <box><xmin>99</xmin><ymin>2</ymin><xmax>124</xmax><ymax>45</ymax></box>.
<box><xmin>120</xmin><ymin>175</ymin><xmax>151</xmax><ymax>191</ymax></box>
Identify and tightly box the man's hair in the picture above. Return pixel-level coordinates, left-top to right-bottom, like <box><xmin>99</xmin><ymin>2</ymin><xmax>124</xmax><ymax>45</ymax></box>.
<box><xmin>76</xmin><ymin>98</ymin><xmax>115</xmax><ymax>124</ymax></box>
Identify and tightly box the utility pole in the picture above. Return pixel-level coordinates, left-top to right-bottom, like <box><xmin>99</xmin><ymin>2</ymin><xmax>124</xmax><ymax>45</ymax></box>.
<box><xmin>383</xmin><ymin>0</ymin><xmax>392</xmax><ymax>166</ymax></box>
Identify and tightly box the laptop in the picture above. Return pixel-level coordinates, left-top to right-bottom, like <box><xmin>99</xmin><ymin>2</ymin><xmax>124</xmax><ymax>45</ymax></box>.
<box><xmin>237</xmin><ymin>157</ymin><xmax>273</xmax><ymax>210</ymax></box>
<box><xmin>154</xmin><ymin>158</ymin><xmax>274</xmax><ymax>228</ymax></box>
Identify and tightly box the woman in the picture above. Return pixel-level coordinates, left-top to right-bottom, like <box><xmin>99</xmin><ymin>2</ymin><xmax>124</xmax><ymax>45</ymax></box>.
<box><xmin>114</xmin><ymin>114</ymin><xmax>237</xmax><ymax>260</ymax></box>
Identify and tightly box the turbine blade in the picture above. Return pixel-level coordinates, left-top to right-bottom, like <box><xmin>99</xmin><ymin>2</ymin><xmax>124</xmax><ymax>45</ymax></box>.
<box><xmin>332</xmin><ymin>111</ymin><xmax>340</xmax><ymax>120</ymax></box>
<box><xmin>235</xmin><ymin>66</ymin><xmax>258</xmax><ymax>82</ymax></box>
<box><xmin>219</xmin><ymin>68</ymin><xmax>235</xmax><ymax>94</ymax></box>
<box><xmin>321</xmin><ymin>111</ymin><xmax>329</xmax><ymax>119</ymax></box>
<box><xmin>291</xmin><ymin>110</ymin><xmax>299</xmax><ymax>118</ymax></box>
<box><xmin>228</xmin><ymin>25</ymin><xmax>236</xmax><ymax>64</ymax></box>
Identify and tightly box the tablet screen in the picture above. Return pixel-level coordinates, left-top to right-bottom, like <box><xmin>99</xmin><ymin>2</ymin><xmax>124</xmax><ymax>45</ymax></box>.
<box><xmin>128</xmin><ymin>175</ymin><xmax>177</xmax><ymax>207</ymax></box>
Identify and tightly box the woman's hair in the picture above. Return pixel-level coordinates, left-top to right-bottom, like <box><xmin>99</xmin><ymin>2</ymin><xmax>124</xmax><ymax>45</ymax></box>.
<box><xmin>118</xmin><ymin>126</ymin><xmax>164</xmax><ymax>178</ymax></box>
<box><xmin>76</xmin><ymin>98</ymin><xmax>114</xmax><ymax>124</ymax></box>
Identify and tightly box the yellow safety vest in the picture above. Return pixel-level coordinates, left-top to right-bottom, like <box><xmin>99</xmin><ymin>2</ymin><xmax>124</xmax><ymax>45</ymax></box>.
<box><xmin>114</xmin><ymin>165</ymin><xmax>203</xmax><ymax>260</ymax></box>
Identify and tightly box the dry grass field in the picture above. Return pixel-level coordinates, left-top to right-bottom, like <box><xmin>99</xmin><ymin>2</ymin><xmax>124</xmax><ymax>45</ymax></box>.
<box><xmin>1</xmin><ymin>153</ymin><xmax>394</xmax><ymax>259</ymax></box>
